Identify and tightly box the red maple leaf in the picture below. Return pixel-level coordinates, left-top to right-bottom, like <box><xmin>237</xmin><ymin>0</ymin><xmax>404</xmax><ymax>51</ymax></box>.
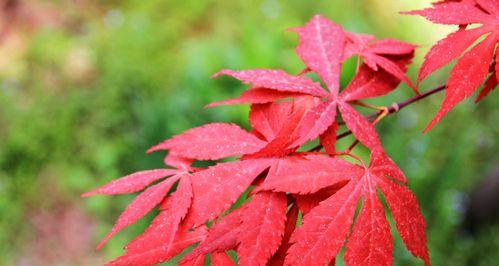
<box><xmin>180</xmin><ymin>191</ymin><xmax>288</xmax><ymax>266</ymax></box>
<box><xmin>343</xmin><ymin>32</ymin><xmax>418</xmax><ymax>92</ymax></box>
<box><xmin>213</xmin><ymin>15</ymin><xmax>414</xmax><ymax>155</ymax></box>
<box><xmin>285</xmin><ymin>151</ymin><xmax>429</xmax><ymax>266</ymax></box>
<box><xmin>83</xmin><ymin>14</ymin><xmax>431</xmax><ymax>266</ymax></box>
<box><xmin>84</xmin><ymin>96</ymin><xmax>364</xmax><ymax>265</ymax></box>
<box><xmin>404</xmin><ymin>0</ymin><xmax>499</xmax><ymax>131</ymax></box>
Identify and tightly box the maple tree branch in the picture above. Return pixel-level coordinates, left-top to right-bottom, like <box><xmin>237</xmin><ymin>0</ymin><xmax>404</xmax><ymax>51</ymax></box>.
<box><xmin>386</xmin><ymin>84</ymin><xmax>446</xmax><ymax>114</ymax></box>
<box><xmin>309</xmin><ymin>84</ymin><xmax>446</xmax><ymax>151</ymax></box>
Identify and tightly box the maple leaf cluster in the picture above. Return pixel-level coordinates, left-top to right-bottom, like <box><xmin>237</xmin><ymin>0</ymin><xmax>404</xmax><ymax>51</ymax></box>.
<box><xmin>83</xmin><ymin>1</ymin><xmax>498</xmax><ymax>265</ymax></box>
<box><xmin>404</xmin><ymin>0</ymin><xmax>499</xmax><ymax>131</ymax></box>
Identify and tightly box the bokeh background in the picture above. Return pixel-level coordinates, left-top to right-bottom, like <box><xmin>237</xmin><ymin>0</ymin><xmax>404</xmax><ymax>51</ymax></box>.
<box><xmin>0</xmin><ymin>0</ymin><xmax>498</xmax><ymax>265</ymax></box>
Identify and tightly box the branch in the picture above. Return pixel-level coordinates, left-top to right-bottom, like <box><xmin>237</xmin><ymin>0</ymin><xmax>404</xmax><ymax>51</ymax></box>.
<box><xmin>309</xmin><ymin>84</ymin><xmax>446</xmax><ymax>151</ymax></box>
<box><xmin>387</xmin><ymin>84</ymin><xmax>446</xmax><ymax>114</ymax></box>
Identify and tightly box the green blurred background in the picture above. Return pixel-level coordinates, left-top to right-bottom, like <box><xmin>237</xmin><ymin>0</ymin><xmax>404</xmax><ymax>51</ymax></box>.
<box><xmin>0</xmin><ymin>0</ymin><xmax>498</xmax><ymax>265</ymax></box>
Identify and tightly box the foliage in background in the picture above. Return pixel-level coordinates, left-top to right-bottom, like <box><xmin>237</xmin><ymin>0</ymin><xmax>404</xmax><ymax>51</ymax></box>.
<box><xmin>0</xmin><ymin>0</ymin><xmax>498</xmax><ymax>265</ymax></box>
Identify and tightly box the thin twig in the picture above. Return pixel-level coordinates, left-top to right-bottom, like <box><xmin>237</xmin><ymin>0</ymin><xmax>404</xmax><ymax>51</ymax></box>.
<box><xmin>309</xmin><ymin>84</ymin><xmax>446</xmax><ymax>151</ymax></box>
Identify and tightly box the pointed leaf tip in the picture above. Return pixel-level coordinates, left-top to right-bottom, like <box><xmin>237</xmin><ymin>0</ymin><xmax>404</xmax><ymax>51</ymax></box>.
<box><xmin>211</xmin><ymin>69</ymin><xmax>233</xmax><ymax>79</ymax></box>
<box><xmin>82</xmin><ymin>169</ymin><xmax>178</xmax><ymax>197</ymax></box>
<box><xmin>95</xmin><ymin>176</ymin><xmax>180</xmax><ymax>249</ymax></box>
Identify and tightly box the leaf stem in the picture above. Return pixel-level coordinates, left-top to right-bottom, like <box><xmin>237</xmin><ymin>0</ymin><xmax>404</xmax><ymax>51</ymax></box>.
<box><xmin>336</xmin><ymin>152</ymin><xmax>367</xmax><ymax>169</ymax></box>
<box><xmin>350</xmin><ymin>100</ymin><xmax>385</xmax><ymax>111</ymax></box>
